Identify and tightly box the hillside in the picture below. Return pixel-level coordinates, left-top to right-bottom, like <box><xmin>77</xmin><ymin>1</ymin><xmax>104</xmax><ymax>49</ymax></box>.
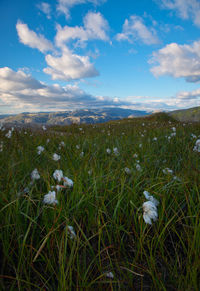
<box><xmin>168</xmin><ymin>106</ymin><xmax>200</xmax><ymax>122</ymax></box>
<box><xmin>0</xmin><ymin>108</ymin><xmax>149</xmax><ymax>125</ymax></box>
<box><xmin>1</xmin><ymin>114</ymin><xmax>200</xmax><ymax>290</ymax></box>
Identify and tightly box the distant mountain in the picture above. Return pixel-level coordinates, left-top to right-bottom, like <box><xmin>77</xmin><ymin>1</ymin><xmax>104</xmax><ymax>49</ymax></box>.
<box><xmin>168</xmin><ymin>106</ymin><xmax>200</xmax><ymax>122</ymax></box>
<box><xmin>0</xmin><ymin>108</ymin><xmax>149</xmax><ymax>125</ymax></box>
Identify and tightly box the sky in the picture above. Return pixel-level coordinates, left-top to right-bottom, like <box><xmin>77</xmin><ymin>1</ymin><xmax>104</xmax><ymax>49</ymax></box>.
<box><xmin>1</xmin><ymin>0</ymin><xmax>200</xmax><ymax>114</ymax></box>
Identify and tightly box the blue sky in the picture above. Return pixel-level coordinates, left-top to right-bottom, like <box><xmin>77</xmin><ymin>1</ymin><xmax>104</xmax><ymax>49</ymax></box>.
<box><xmin>1</xmin><ymin>0</ymin><xmax>200</xmax><ymax>114</ymax></box>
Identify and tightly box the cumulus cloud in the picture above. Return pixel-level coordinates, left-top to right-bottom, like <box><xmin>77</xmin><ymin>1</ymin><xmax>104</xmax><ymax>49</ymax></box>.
<box><xmin>57</xmin><ymin>0</ymin><xmax>106</xmax><ymax>19</ymax></box>
<box><xmin>16</xmin><ymin>20</ymin><xmax>53</xmax><ymax>53</ymax></box>
<box><xmin>150</xmin><ymin>40</ymin><xmax>200</xmax><ymax>82</ymax></box>
<box><xmin>55</xmin><ymin>12</ymin><xmax>109</xmax><ymax>48</ymax></box>
<box><xmin>157</xmin><ymin>0</ymin><xmax>200</xmax><ymax>27</ymax></box>
<box><xmin>0</xmin><ymin>67</ymin><xmax>129</xmax><ymax>113</ymax></box>
<box><xmin>116</xmin><ymin>15</ymin><xmax>159</xmax><ymax>45</ymax></box>
<box><xmin>44</xmin><ymin>47</ymin><xmax>99</xmax><ymax>81</ymax></box>
<box><xmin>37</xmin><ymin>2</ymin><xmax>51</xmax><ymax>19</ymax></box>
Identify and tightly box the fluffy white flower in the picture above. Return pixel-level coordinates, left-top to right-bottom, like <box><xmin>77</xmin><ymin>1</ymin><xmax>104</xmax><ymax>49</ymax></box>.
<box><xmin>105</xmin><ymin>271</ymin><xmax>114</xmax><ymax>279</ymax></box>
<box><xmin>125</xmin><ymin>167</ymin><xmax>131</xmax><ymax>175</ymax></box>
<box><xmin>63</xmin><ymin>176</ymin><xmax>73</xmax><ymax>187</ymax></box>
<box><xmin>5</xmin><ymin>130</ymin><xmax>12</xmax><ymax>138</ymax></box>
<box><xmin>60</xmin><ymin>141</ymin><xmax>65</xmax><ymax>147</ymax></box>
<box><xmin>136</xmin><ymin>163</ymin><xmax>142</xmax><ymax>172</ymax></box>
<box><xmin>31</xmin><ymin>168</ymin><xmax>40</xmax><ymax>180</ymax></box>
<box><xmin>52</xmin><ymin>153</ymin><xmax>60</xmax><ymax>161</ymax></box>
<box><xmin>46</xmin><ymin>139</ymin><xmax>50</xmax><ymax>144</ymax></box>
<box><xmin>80</xmin><ymin>151</ymin><xmax>84</xmax><ymax>157</ymax></box>
<box><xmin>53</xmin><ymin>169</ymin><xmax>63</xmax><ymax>182</ymax></box>
<box><xmin>133</xmin><ymin>153</ymin><xmax>138</xmax><ymax>158</ymax></box>
<box><xmin>143</xmin><ymin>191</ymin><xmax>159</xmax><ymax>206</ymax></box>
<box><xmin>193</xmin><ymin>139</ymin><xmax>200</xmax><ymax>152</ymax></box>
<box><xmin>143</xmin><ymin>201</ymin><xmax>158</xmax><ymax>225</ymax></box>
<box><xmin>171</xmin><ymin>127</ymin><xmax>176</xmax><ymax>132</ymax></box>
<box><xmin>113</xmin><ymin>147</ymin><xmax>119</xmax><ymax>156</ymax></box>
<box><xmin>153</xmin><ymin>137</ymin><xmax>157</xmax><ymax>141</ymax></box>
<box><xmin>67</xmin><ymin>225</ymin><xmax>76</xmax><ymax>239</ymax></box>
<box><xmin>106</xmin><ymin>148</ymin><xmax>111</xmax><ymax>154</ymax></box>
<box><xmin>42</xmin><ymin>125</ymin><xmax>47</xmax><ymax>131</ymax></box>
<box><xmin>163</xmin><ymin>168</ymin><xmax>173</xmax><ymax>175</ymax></box>
<box><xmin>76</xmin><ymin>145</ymin><xmax>80</xmax><ymax>149</ymax></box>
<box><xmin>37</xmin><ymin>146</ymin><xmax>44</xmax><ymax>155</ymax></box>
<box><xmin>43</xmin><ymin>191</ymin><xmax>58</xmax><ymax>205</ymax></box>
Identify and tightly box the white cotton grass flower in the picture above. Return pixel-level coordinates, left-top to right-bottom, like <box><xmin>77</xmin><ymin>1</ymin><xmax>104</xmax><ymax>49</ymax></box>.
<box><xmin>193</xmin><ymin>139</ymin><xmax>200</xmax><ymax>152</ymax></box>
<box><xmin>43</xmin><ymin>191</ymin><xmax>58</xmax><ymax>205</ymax></box>
<box><xmin>153</xmin><ymin>137</ymin><xmax>157</xmax><ymax>141</ymax></box>
<box><xmin>63</xmin><ymin>176</ymin><xmax>73</xmax><ymax>187</ymax></box>
<box><xmin>0</xmin><ymin>142</ymin><xmax>3</xmax><ymax>152</ymax></box>
<box><xmin>46</xmin><ymin>138</ymin><xmax>50</xmax><ymax>144</ymax></box>
<box><xmin>31</xmin><ymin>168</ymin><xmax>40</xmax><ymax>180</ymax></box>
<box><xmin>105</xmin><ymin>271</ymin><xmax>114</xmax><ymax>279</ymax></box>
<box><xmin>60</xmin><ymin>141</ymin><xmax>65</xmax><ymax>147</ymax></box>
<box><xmin>37</xmin><ymin>146</ymin><xmax>44</xmax><ymax>155</ymax></box>
<box><xmin>133</xmin><ymin>153</ymin><xmax>138</xmax><ymax>158</ymax></box>
<box><xmin>136</xmin><ymin>163</ymin><xmax>142</xmax><ymax>172</ymax></box>
<box><xmin>142</xmin><ymin>201</ymin><xmax>158</xmax><ymax>225</ymax></box>
<box><xmin>5</xmin><ymin>130</ymin><xmax>12</xmax><ymax>138</ymax></box>
<box><xmin>88</xmin><ymin>170</ymin><xmax>92</xmax><ymax>175</ymax></box>
<box><xmin>53</xmin><ymin>169</ymin><xmax>63</xmax><ymax>182</ymax></box>
<box><xmin>163</xmin><ymin>168</ymin><xmax>173</xmax><ymax>175</ymax></box>
<box><xmin>143</xmin><ymin>191</ymin><xmax>159</xmax><ymax>206</ymax></box>
<box><xmin>124</xmin><ymin>167</ymin><xmax>131</xmax><ymax>175</ymax></box>
<box><xmin>52</xmin><ymin>153</ymin><xmax>61</xmax><ymax>161</ymax></box>
<box><xmin>113</xmin><ymin>147</ymin><xmax>119</xmax><ymax>156</ymax></box>
<box><xmin>80</xmin><ymin>151</ymin><xmax>84</xmax><ymax>157</ymax></box>
<box><xmin>76</xmin><ymin>145</ymin><xmax>80</xmax><ymax>149</ymax></box>
<box><xmin>42</xmin><ymin>125</ymin><xmax>47</xmax><ymax>131</ymax></box>
<box><xmin>106</xmin><ymin>148</ymin><xmax>111</xmax><ymax>154</ymax></box>
<box><xmin>67</xmin><ymin>225</ymin><xmax>76</xmax><ymax>239</ymax></box>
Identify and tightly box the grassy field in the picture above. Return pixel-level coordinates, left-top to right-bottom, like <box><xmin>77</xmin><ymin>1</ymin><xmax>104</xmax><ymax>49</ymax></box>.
<box><xmin>1</xmin><ymin>113</ymin><xmax>200</xmax><ymax>290</ymax></box>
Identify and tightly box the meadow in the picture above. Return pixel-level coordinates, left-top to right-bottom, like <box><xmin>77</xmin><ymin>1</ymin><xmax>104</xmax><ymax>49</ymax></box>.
<box><xmin>0</xmin><ymin>113</ymin><xmax>200</xmax><ymax>290</ymax></box>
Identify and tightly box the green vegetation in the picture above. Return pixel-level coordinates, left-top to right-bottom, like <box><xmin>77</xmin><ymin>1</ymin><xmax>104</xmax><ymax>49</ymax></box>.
<box><xmin>1</xmin><ymin>113</ymin><xmax>200</xmax><ymax>290</ymax></box>
<box><xmin>169</xmin><ymin>106</ymin><xmax>200</xmax><ymax>122</ymax></box>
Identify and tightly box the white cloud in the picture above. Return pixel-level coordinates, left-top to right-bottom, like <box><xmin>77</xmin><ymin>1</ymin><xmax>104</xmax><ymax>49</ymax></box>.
<box><xmin>0</xmin><ymin>67</ymin><xmax>125</xmax><ymax>113</ymax></box>
<box><xmin>116</xmin><ymin>15</ymin><xmax>159</xmax><ymax>45</ymax></box>
<box><xmin>158</xmin><ymin>0</ymin><xmax>200</xmax><ymax>27</ymax></box>
<box><xmin>44</xmin><ymin>47</ymin><xmax>99</xmax><ymax>81</ymax></box>
<box><xmin>57</xmin><ymin>0</ymin><xmax>106</xmax><ymax>19</ymax></box>
<box><xmin>150</xmin><ymin>40</ymin><xmax>200</xmax><ymax>82</ymax></box>
<box><xmin>16</xmin><ymin>20</ymin><xmax>53</xmax><ymax>53</ymax></box>
<box><xmin>37</xmin><ymin>2</ymin><xmax>51</xmax><ymax>19</ymax></box>
<box><xmin>55</xmin><ymin>12</ymin><xmax>109</xmax><ymax>48</ymax></box>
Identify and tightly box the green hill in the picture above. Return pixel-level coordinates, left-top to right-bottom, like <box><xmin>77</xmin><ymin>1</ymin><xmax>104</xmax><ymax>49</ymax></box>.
<box><xmin>168</xmin><ymin>106</ymin><xmax>200</xmax><ymax>122</ymax></box>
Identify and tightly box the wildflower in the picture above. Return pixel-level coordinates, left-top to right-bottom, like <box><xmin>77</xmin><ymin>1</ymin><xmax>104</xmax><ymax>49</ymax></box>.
<box><xmin>53</xmin><ymin>169</ymin><xmax>63</xmax><ymax>182</ymax></box>
<box><xmin>105</xmin><ymin>271</ymin><xmax>114</xmax><ymax>279</ymax></box>
<box><xmin>139</xmin><ymin>143</ymin><xmax>142</xmax><ymax>148</ymax></box>
<box><xmin>60</xmin><ymin>141</ymin><xmax>65</xmax><ymax>147</ymax></box>
<box><xmin>136</xmin><ymin>163</ymin><xmax>142</xmax><ymax>172</ymax></box>
<box><xmin>143</xmin><ymin>191</ymin><xmax>159</xmax><ymax>206</ymax></box>
<box><xmin>173</xmin><ymin>176</ymin><xmax>181</xmax><ymax>182</ymax></box>
<box><xmin>52</xmin><ymin>153</ymin><xmax>60</xmax><ymax>161</ymax></box>
<box><xmin>133</xmin><ymin>153</ymin><xmax>138</xmax><ymax>158</ymax></box>
<box><xmin>113</xmin><ymin>147</ymin><xmax>119</xmax><ymax>156</ymax></box>
<box><xmin>88</xmin><ymin>170</ymin><xmax>92</xmax><ymax>175</ymax></box>
<box><xmin>67</xmin><ymin>225</ymin><xmax>76</xmax><ymax>239</ymax></box>
<box><xmin>124</xmin><ymin>167</ymin><xmax>131</xmax><ymax>175</ymax></box>
<box><xmin>80</xmin><ymin>151</ymin><xmax>84</xmax><ymax>157</ymax></box>
<box><xmin>5</xmin><ymin>130</ymin><xmax>12</xmax><ymax>138</ymax></box>
<box><xmin>171</xmin><ymin>127</ymin><xmax>176</xmax><ymax>132</ymax></box>
<box><xmin>31</xmin><ymin>168</ymin><xmax>40</xmax><ymax>180</ymax></box>
<box><xmin>37</xmin><ymin>146</ymin><xmax>44</xmax><ymax>155</ymax></box>
<box><xmin>43</xmin><ymin>191</ymin><xmax>58</xmax><ymax>205</ymax></box>
<box><xmin>153</xmin><ymin>137</ymin><xmax>157</xmax><ymax>141</ymax></box>
<box><xmin>106</xmin><ymin>148</ymin><xmax>111</xmax><ymax>154</ymax></box>
<box><xmin>76</xmin><ymin>145</ymin><xmax>80</xmax><ymax>149</ymax></box>
<box><xmin>42</xmin><ymin>125</ymin><xmax>47</xmax><ymax>131</ymax></box>
<box><xmin>170</xmin><ymin>132</ymin><xmax>176</xmax><ymax>137</ymax></box>
<box><xmin>0</xmin><ymin>142</ymin><xmax>3</xmax><ymax>152</ymax></box>
<box><xmin>193</xmin><ymin>139</ymin><xmax>200</xmax><ymax>152</ymax></box>
<box><xmin>63</xmin><ymin>176</ymin><xmax>73</xmax><ymax>187</ymax></box>
<box><xmin>46</xmin><ymin>139</ymin><xmax>50</xmax><ymax>144</ymax></box>
<box><xmin>142</xmin><ymin>201</ymin><xmax>158</xmax><ymax>225</ymax></box>
<box><xmin>163</xmin><ymin>168</ymin><xmax>173</xmax><ymax>175</ymax></box>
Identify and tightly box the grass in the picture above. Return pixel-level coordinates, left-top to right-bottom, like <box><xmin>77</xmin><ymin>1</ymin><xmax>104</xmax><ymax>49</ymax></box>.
<box><xmin>0</xmin><ymin>113</ymin><xmax>200</xmax><ymax>290</ymax></box>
